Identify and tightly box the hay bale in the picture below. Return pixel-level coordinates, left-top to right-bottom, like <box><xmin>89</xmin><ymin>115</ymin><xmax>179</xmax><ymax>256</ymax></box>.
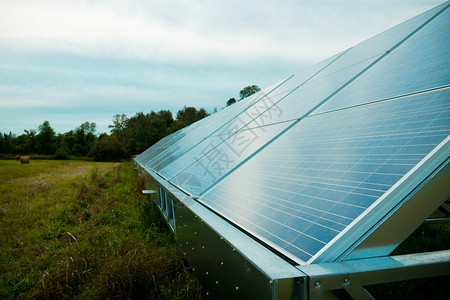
<box><xmin>130</xmin><ymin>154</ymin><xmax>139</xmax><ymax>160</ymax></box>
<box><xmin>15</xmin><ymin>155</ymin><xmax>21</xmax><ymax>160</ymax></box>
<box><xmin>20</xmin><ymin>156</ymin><xmax>30</xmax><ymax>164</ymax></box>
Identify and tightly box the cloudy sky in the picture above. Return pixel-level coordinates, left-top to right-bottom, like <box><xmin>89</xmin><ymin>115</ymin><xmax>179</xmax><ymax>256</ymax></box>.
<box><xmin>0</xmin><ymin>0</ymin><xmax>444</xmax><ymax>135</ymax></box>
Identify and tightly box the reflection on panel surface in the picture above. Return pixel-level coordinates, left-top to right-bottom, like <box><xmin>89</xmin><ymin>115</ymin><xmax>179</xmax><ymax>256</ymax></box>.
<box><xmin>135</xmin><ymin>2</ymin><xmax>450</xmax><ymax>267</ymax></box>
<box><xmin>315</xmin><ymin>5</ymin><xmax>450</xmax><ymax>114</ymax></box>
<box><xmin>144</xmin><ymin>78</ymin><xmax>292</xmax><ymax>173</ymax></box>
<box><xmin>199</xmin><ymin>89</ymin><xmax>450</xmax><ymax>263</ymax></box>
<box><xmin>171</xmin><ymin>122</ymin><xmax>293</xmax><ymax>196</ymax></box>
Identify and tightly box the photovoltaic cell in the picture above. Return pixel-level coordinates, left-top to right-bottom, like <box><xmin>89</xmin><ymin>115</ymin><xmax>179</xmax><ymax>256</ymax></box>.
<box><xmin>315</xmin><ymin>4</ymin><xmax>450</xmax><ymax>114</ymax></box>
<box><xmin>135</xmin><ymin>125</ymin><xmax>190</xmax><ymax>166</ymax></box>
<box><xmin>142</xmin><ymin>78</ymin><xmax>292</xmax><ymax>173</ymax></box>
<box><xmin>170</xmin><ymin>122</ymin><xmax>293</xmax><ymax>195</ymax></box>
<box><xmin>157</xmin><ymin>51</ymin><xmax>348</xmax><ymax>187</ymax></box>
<box><xmin>199</xmin><ymin>89</ymin><xmax>450</xmax><ymax>263</ymax></box>
<box><xmin>161</xmin><ymin>4</ymin><xmax>446</xmax><ymax>195</ymax></box>
<box><xmin>134</xmin><ymin>2</ymin><xmax>450</xmax><ymax>267</ymax></box>
<box><xmin>141</xmin><ymin>3</ymin><xmax>446</xmax><ymax>181</ymax></box>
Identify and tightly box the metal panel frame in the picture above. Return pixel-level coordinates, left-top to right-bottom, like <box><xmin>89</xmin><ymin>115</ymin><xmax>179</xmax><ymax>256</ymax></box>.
<box><xmin>141</xmin><ymin>166</ymin><xmax>306</xmax><ymax>299</ymax></box>
<box><xmin>133</xmin><ymin>3</ymin><xmax>450</xmax><ymax>297</ymax></box>
<box><xmin>299</xmin><ymin>250</ymin><xmax>450</xmax><ymax>300</ymax></box>
<box><xmin>312</xmin><ymin>136</ymin><xmax>450</xmax><ymax>263</ymax></box>
<box><xmin>136</xmin><ymin>164</ymin><xmax>450</xmax><ymax>299</ymax></box>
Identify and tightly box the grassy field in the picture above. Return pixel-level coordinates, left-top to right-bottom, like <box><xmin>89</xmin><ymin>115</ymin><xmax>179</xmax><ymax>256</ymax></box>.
<box><xmin>0</xmin><ymin>159</ymin><xmax>203</xmax><ymax>299</ymax></box>
<box><xmin>1</xmin><ymin>159</ymin><xmax>448</xmax><ymax>299</ymax></box>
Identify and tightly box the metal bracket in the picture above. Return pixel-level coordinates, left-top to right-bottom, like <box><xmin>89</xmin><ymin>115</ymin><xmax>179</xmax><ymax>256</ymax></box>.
<box><xmin>142</xmin><ymin>190</ymin><xmax>157</xmax><ymax>194</ymax></box>
<box><xmin>425</xmin><ymin>216</ymin><xmax>450</xmax><ymax>224</ymax></box>
<box><xmin>340</xmin><ymin>274</ymin><xmax>374</xmax><ymax>300</ymax></box>
<box><xmin>300</xmin><ymin>250</ymin><xmax>450</xmax><ymax>300</ymax></box>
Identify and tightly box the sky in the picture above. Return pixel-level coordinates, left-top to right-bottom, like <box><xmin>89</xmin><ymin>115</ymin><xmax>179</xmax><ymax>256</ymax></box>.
<box><xmin>0</xmin><ymin>0</ymin><xmax>445</xmax><ymax>135</ymax></box>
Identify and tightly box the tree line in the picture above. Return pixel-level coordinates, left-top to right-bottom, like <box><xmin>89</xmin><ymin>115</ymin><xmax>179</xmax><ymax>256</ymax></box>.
<box><xmin>0</xmin><ymin>106</ymin><xmax>208</xmax><ymax>161</ymax></box>
<box><xmin>0</xmin><ymin>85</ymin><xmax>260</xmax><ymax>161</ymax></box>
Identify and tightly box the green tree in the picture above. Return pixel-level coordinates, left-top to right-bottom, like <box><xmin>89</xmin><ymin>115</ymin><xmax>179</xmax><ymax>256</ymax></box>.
<box><xmin>0</xmin><ymin>132</ymin><xmax>15</xmax><ymax>154</ymax></box>
<box><xmin>12</xmin><ymin>129</ymin><xmax>37</xmax><ymax>154</ymax></box>
<box><xmin>125</xmin><ymin>110</ymin><xmax>175</xmax><ymax>155</ymax></box>
<box><xmin>36</xmin><ymin>121</ymin><xmax>55</xmax><ymax>155</ymax></box>
<box><xmin>0</xmin><ymin>133</ymin><xmax>5</xmax><ymax>153</ymax></box>
<box><xmin>239</xmin><ymin>85</ymin><xmax>261</xmax><ymax>100</ymax></box>
<box><xmin>171</xmin><ymin>106</ymin><xmax>209</xmax><ymax>132</ymax></box>
<box><xmin>54</xmin><ymin>141</ymin><xmax>70</xmax><ymax>160</ymax></box>
<box><xmin>73</xmin><ymin>121</ymin><xmax>97</xmax><ymax>156</ymax></box>
<box><xmin>226</xmin><ymin>98</ymin><xmax>237</xmax><ymax>107</ymax></box>
<box><xmin>24</xmin><ymin>129</ymin><xmax>36</xmax><ymax>153</ymax></box>
<box><xmin>109</xmin><ymin>114</ymin><xmax>128</xmax><ymax>136</ymax></box>
<box><xmin>108</xmin><ymin>114</ymin><xmax>129</xmax><ymax>154</ymax></box>
<box><xmin>90</xmin><ymin>135</ymin><xmax>126</xmax><ymax>161</ymax></box>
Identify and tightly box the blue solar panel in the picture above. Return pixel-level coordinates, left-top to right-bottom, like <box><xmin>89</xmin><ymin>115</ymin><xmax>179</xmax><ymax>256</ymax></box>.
<box><xmin>163</xmin><ymin>3</ymin><xmax>444</xmax><ymax>196</ymax></box>
<box><xmin>199</xmin><ymin>89</ymin><xmax>450</xmax><ymax>263</ymax></box>
<box><xmin>315</xmin><ymin>4</ymin><xmax>450</xmax><ymax>114</ymax></box>
<box><xmin>158</xmin><ymin>51</ymin><xmax>348</xmax><ymax>186</ymax></box>
<box><xmin>136</xmin><ymin>125</ymin><xmax>190</xmax><ymax>166</ymax></box>
<box><xmin>170</xmin><ymin>122</ymin><xmax>293</xmax><ymax>195</ymax></box>
<box><xmin>135</xmin><ymin>2</ymin><xmax>450</xmax><ymax>267</ymax></box>
<box><xmin>142</xmin><ymin>78</ymin><xmax>292</xmax><ymax>172</ymax></box>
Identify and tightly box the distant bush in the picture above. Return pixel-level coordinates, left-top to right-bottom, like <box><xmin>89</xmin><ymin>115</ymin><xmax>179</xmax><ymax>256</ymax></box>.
<box><xmin>54</xmin><ymin>147</ymin><xmax>69</xmax><ymax>160</ymax></box>
<box><xmin>90</xmin><ymin>135</ymin><xmax>126</xmax><ymax>161</ymax></box>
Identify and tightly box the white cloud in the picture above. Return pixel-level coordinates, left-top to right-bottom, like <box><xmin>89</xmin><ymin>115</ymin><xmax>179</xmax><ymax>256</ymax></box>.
<box><xmin>0</xmin><ymin>0</ymin><xmax>446</xmax><ymax>134</ymax></box>
<box><xmin>1</xmin><ymin>0</ymin><xmax>443</xmax><ymax>65</ymax></box>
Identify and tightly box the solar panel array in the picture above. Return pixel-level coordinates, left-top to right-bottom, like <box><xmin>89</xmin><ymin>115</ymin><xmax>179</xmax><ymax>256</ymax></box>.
<box><xmin>135</xmin><ymin>2</ymin><xmax>450</xmax><ymax>265</ymax></box>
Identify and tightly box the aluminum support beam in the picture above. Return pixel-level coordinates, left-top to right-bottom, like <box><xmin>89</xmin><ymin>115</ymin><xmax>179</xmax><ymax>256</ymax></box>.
<box><xmin>298</xmin><ymin>250</ymin><xmax>450</xmax><ymax>299</ymax></box>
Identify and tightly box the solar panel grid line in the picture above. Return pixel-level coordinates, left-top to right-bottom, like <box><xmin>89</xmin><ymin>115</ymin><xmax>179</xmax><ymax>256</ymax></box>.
<box><xmin>256</xmin><ymin>150</ymin><xmax>428</xmax><ymax>165</ymax></box>
<box><xmin>293</xmin><ymin>22</ymin><xmax>425</xmax><ymax>120</ymax></box>
<box><xmin>135</xmin><ymin>2</ymin><xmax>450</xmax><ymax>269</ymax></box>
<box><xmin>223</xmin><ymin>190</ymin><xmax>344</xmax><ymax>236</ymax></box>
<box><xmin>176</xmin><ymin>51</ymin><xmax>393</xmax><ymax>194</ymax></box>
<box><xmin>210</xmin><ymin>117</ymin><xmax>300</xmax><ymax>138</ymax></box>
<box><xmin>143</xmin><ymin>118</ymin><xmax>217</xmax><ymax>167</ymax></box>
<box><xmin>194</xmin><ymin>119</ymin><xmax>302</xmax><ymax>197</ymax></box>
<box><xmin>139</xmin><ymin>125</ymin><xmax>194</xmax><ymax>167</ymax></box>
<box><xmin>239</xmin><ymin>155</ymin><xmax>404</xmax><ymax>180</ymax></box>
<box><xmin>303</xmin><ymin>93</ymin><xmax>449</xmax><ymax>143</ymax></box>
<box><xmin>203</xmin><ymin>174</ymin><xmax>370</xmax><ymax>232</ymax></box>
<box><xmin>243</xmin><ymin>48</ymin><xmax>350</xmax><ymax>115</ymax></box>
<box><xmin>309</xmin><ymin>84</ymin><xmax>450</xmax><ymax>118</ymax></box>
<box><xmin>163</xmin><ymin>49</ymin><xmax>352</xmax><ymax>192</ymax></box>
<box><xmin>314</xmin><ymin>136</ymin><xmax>450</xmax><ymax>263</ymax></box>
<box><xmin>236</xmin><ymin>192</ymin><xmax>359</xmax><ymax>232</ymax></box>
<box><xmin>147</xmin><ymin>117</ymin><xmax>222</xmax><ymax>169</ymax></box>
<box><xmin>200</xmin><ymin>86</ymin><xmax>450</xmax><ymax>264</ymax></box>
<box><xmin>203</xmin><ymin>186</ymin><xmax>353</xmax><ymax>263</ymax></box>
<box><xmin>309</xmin><ymin>52</ymin><xmax>383</xmax><ymax>82</ymax></box>
<box><xmin>253</xmin><ymin>165</ymin><xmax>386</xmax><ymax>195</ymax></box>
<box><xmin>136</xmin><ymin>135</ymin><xmax>175</xmax><ymax>165</ymax></box>
<box><xmin>163</xmin><ymin>90</ymin><xmax>301</xmax><ymax>182</ymax></box>
<box><xmin>401</xmin><ymin>23</ymin><xmax>450</xmax><ymax>45</ymax></box>
<box><xmin>163</xmin><ymin>58</ymin><xmax>348</xmax><ymax>179</ymax></box>
<box><xmin>150</xmin><ymin>76</ymin><xmax>295</xmax><ymax>173</ymax></box>
<box><xmin>225</xmin><ymin>175</ymin><xmax>370</xmax><ymax>215</ymax></box>
<box><xmin>313</xmin><ymin>6</ymin><xmax>449</xmax><ymax>114</ymax></box>
<box><xmin>245</xmin><ymin>158</ymin><xmax>387</xmax><ymax>182</ymax></box>
<box><xmin>166</xmin><ymin>122</ymin><xmax>295</xmax><ymax>191</ymax></box>
<box><xmin>167</xmin><ymin>16</ymin><xmax>434</xmax><ymax>192</ymax></box>
<box><xmin>198</xmin><ymin>193</ymin><xmax>325</xmax><ymax>262</ymax></box>
<box><xmin>233</xmin><ymin>170</ymin><xmax>385</xmax><ymax>197</ymax></box>
<box><xmin>268</xmin><ymin>3</ymin><xmax>448</xmax><ymax>126</ymax></box>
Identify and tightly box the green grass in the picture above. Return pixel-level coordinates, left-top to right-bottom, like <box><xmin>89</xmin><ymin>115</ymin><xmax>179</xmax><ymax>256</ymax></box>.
<box><xmin>0</xmin><ymin>160</ymin><xmax>203</xmax><ymax>299</ymax></box>
<box><xmin>2</xmin><ymin>159</ymin><xmax>447</xmax><ymax>299</ymax></box>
